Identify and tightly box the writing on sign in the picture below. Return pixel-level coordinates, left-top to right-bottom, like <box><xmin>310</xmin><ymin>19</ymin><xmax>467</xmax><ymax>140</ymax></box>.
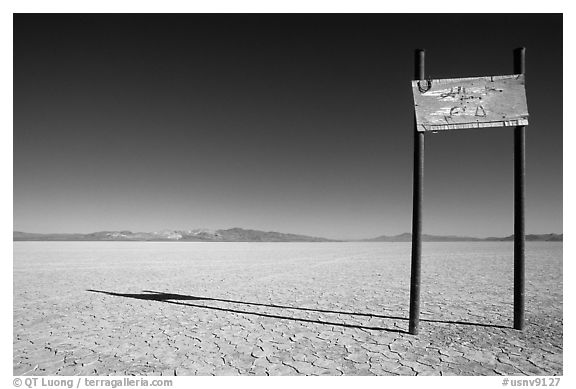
<box><xmin>411</xmin><ymin>75</ymin><xmax>529</xmax><ymax>132</ymax></box>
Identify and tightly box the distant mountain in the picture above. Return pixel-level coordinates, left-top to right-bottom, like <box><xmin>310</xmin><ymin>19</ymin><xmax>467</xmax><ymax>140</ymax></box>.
<box><xmin>366</xmin><ymin>233</ymin><xmax>483</xmax><ymax>242</ymax></box>
<box><xmin>483</xmin><ymin>233</ymin><xmax>563</xmax><ymax>242</ymax></box>
<box><xmin>365</xmin><ymin>233</ymin><xmax>562</xmax><ymax>242</ymax></box>
<box><xmin>13</xmin><ymin>228</ymin><xmax>334</xmax><ymax>242</ymax></box>
<box><xmin>215</xmin><ymin>228</ymin><xmax>333</xmax><ymax>242</ymax></box>
<box><xmin>13</xmin><ymin>230</ymin><xmax>562</xmax><ymax>242</ymax></box>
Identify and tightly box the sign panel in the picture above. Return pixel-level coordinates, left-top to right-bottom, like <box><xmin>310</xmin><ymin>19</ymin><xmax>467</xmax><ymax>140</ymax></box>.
<box><xmin>411</xmin><ymin>74</ymin><xmax>529</xmax><ymax>132</ymax></box>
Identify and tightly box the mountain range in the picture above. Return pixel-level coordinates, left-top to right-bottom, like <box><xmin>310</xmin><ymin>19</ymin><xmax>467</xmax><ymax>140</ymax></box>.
<box><xmin>365</xmin><ymin>232</ymin><xmax>562</xmax><ymax>242</ymax></box>
<box><xmin>12</xmin><ymin>228</ymin><xmax>332</xmax><ymax>242</ymax></box>
<box><xmin>13</xmin><ymin>229</ymin><xmax>562</xmax><ymax>242</ymax></box>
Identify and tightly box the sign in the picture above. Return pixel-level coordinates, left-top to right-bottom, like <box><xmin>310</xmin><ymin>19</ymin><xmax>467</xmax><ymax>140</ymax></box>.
<box><xmin>411</xmin><ymin>74</ymin><xmax>529</xmax><ymax>132</ymax></box>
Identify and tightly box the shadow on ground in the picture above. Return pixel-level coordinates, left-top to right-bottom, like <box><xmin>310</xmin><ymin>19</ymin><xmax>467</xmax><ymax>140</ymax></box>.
<box><xmin>87</xmin><ymin>289</ymin><xmax>511</xmax><ymax>333</ymax></box>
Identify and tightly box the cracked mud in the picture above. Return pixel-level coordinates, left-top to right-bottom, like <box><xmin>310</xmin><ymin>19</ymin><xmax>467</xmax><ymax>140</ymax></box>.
<box><xmin>14</xmin><ymin>242</ymin><xmax>562</xmax><ymax>376</ymax></box>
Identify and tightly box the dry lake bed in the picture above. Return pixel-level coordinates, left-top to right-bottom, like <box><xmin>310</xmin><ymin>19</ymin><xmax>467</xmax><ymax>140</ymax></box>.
<box><xmin>13</xmin><ymin>241</ymin><xmax>562</xmax><ymax>376</ymax></box>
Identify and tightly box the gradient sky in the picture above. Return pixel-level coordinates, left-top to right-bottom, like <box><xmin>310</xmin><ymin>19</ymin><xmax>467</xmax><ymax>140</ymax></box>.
<box><xmin>14</xmin><ymin>14</ymin><xmax>562</xmax><ymax>239</ymax></box>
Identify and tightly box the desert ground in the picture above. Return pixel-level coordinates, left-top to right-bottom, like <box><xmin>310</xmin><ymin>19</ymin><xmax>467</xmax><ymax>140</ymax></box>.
<box><xmin>13</xmin><ymin>241</ymin><xmax>562</xmax><ymax>376</ymax></box>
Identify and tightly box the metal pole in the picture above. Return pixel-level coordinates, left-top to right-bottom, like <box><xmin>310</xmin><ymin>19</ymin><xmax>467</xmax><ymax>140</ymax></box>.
<box><xmin>409</xmin><ymin>49</ymin><xmax>425</xmax><ymax>335</ymax></box>
<box><xmin>513</xmin><ymin>47</ymin><xmax>526</xmax><ymax>330</ymax></box>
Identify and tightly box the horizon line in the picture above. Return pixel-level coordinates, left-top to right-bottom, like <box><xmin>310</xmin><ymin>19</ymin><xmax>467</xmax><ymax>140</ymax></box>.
<box><xmin>13</xmin><ymin>228</ymin><xmax>564</xmax><ymax>242</ymax></box>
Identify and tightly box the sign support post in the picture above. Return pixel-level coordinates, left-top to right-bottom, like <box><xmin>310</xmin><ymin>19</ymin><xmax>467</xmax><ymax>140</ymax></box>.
<box><xmin>408</xmin><ymin>48</ymin><xmax>528</xmax><ymax>335</ymax></box>
<box><xmin>409</xmin><ymin>49</ymin><xmax>425</xmax><ymax>335</ymax></box>
<box><xmin>513</xmin><ymin>47</ymin><xmax>526</xmax><ymax>330</ymax></box>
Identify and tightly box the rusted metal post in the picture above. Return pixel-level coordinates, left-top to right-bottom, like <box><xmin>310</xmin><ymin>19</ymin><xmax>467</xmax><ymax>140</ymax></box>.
<box><xmin>409</xmin><ymin>49</ymin><xmax>425</xmax><ymax>335</ymax></box>
<box><xmin>513</xmin><ymin>47</ymin><xmax>526</xmax><ymax>330</ymax></box>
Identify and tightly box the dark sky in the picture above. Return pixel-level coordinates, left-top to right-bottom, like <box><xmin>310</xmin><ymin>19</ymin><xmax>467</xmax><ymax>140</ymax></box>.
<box><xmin>14</xmin><ymin>14</ymin><xmax>562</xmax><ymax>239</ymax></box>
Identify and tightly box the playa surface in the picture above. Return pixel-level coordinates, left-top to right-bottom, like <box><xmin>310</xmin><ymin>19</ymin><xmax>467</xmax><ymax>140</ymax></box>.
<box><xmin>13</xmin><ymin>241</ymin><xmax>562</xmax><ymax>376</ymax></box>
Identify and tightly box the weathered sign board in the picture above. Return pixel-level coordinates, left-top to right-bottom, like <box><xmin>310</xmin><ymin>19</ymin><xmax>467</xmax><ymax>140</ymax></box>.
<box><xmin>407</xmin><ymin>49</ymin><xmax>529</xmax><ymax>336</ymax></box>
<box><xmin>411</xmin><ymin>74</ymin><xmax>529</xmax><ymax>132</ymax></box>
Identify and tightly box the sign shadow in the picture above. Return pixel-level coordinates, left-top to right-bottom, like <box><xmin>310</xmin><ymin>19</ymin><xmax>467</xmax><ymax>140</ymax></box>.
<box><xmin>87</xmin><ymin>289</ymin><xmax>511</xmax><ymax>333</ymax></box>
